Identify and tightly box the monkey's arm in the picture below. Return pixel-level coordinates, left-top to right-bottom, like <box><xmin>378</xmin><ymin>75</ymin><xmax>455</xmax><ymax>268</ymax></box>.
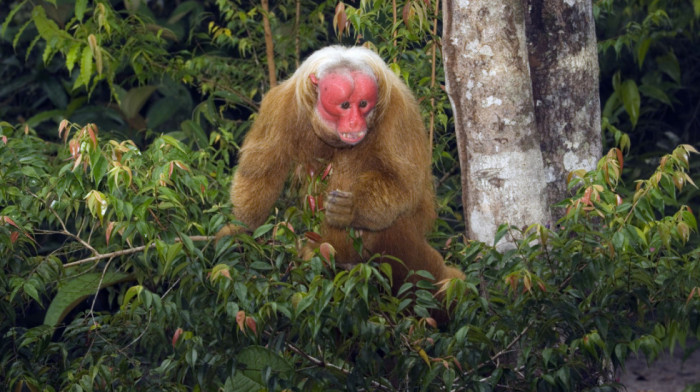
<box><xmin>216</xmin><ymin>87</ymin><xmax>295</xmax><ymax>239</ymax></box>
<box><xmin>215</xmin><ymin>151</ymin><xmax>290</xmax><ymax>240</ymax></box>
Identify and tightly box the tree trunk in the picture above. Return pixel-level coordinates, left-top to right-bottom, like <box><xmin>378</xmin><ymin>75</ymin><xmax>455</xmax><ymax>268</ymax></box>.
<box><xmin>442</xmin><ymin>0</ymin><xmax>601</xmax><ymax>244</ymax></box>
<box><xmin>526</xmin><ymin>0</ymin><xmax>602</xmax><ymax>218</ymax></box>
<box><xmin>442</xmin><ymin>0</ymin><xmax>550</xmax><ymax>245</ymax></box>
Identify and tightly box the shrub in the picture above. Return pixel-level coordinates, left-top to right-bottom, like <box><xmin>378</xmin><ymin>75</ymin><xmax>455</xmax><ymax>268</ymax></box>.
<box><xmin>1</xmin><ymin>118</ymin><xmax>698</xmax><ymax>390</ymax></box>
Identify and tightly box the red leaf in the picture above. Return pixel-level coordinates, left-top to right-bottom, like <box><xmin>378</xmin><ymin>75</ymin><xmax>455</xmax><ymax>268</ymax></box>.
<box><xmin>334</xmin><ymin>2</ymin><xmax>347</xmax><ymax>37</ymax></box>
<box><xmin>87</xmin><ymin>123</ymin><xmax>98</xmax><ymax>148</ymax></box>
<box><xmin>58</xmin><ymin>119</ymin><xmax>69</xmax><ymax>140</ymax></box>
<box><xmin>10</xmin><ymin>231</ymin><xmax>19</xmax><ymax>243</ymax></box>
<box><xmin>2</xmin><ymin>216</ymin><xmax>19</xmax><ymax>228</ymax></box>
<box><xmin>305</xmin><ymin>231</ymin><xmax>322</xmax><ymax>243</ymax></box>
<box><xmin>236</xmin><ymin>310</ymin><xmax>246</xmax><ymax>332</ymax></box>
<box><xmin>105</xmin><ymin>221</ymin><xmax>115</xmax><ymax>244</ymax></box>
<box><xmin>425</xmin><ymin>317</ymin><xmax>438</xmax><ymax>329</ymax></box>
<box><xmin>452</xmin><ymin>358</ymin><xmax>464</xmax><ymax>372</ymax></box>
<box><xmin>174</xmin><ymin>161</ymin><xmax>190</xmax><ymax>171</ymax></box>
<box><xmin>219</xmin><ymin>269</ymin><xmax>232</xmax><ymax>280</ymax></box>
<box><xmin>402</xmin><ymin>2</ymin><xmax>412</xmax><ymax>28</ymax></box>
<box><xmin>307</xmin><ymin>195</ymin><xmax>316</xmax><ymax>214</ymax></box>
<box><xmin>69</xmin><ymin>139</ymin><xmax>80</xmax><ymax>159</ymax></box>
<box><xmin>172</xmin><ymin>327</ymin><xmax>183</xmax><ymax>347</ymax></box>
<box><xmin>582</xmin><ymin>186</ymin><xmax>593</xmax><ymax>206</ymax></box>
<box><xmin>245</xmin><ymin>316</ymin><xmax>257</xmax><ymax>336</ymax></box>
<box><xmin>321</xmin><ymin>163</ymin><xmax>332</xmax><ymax>180</ymax></box>
<box><xmin>615</xmin><ymin>148</ymin><xmax>624</xmax><ymax>172</ymax></box>
<box><xmin>319</xmin><ymin>242</ymin><xmax>336</xmax><ymax>264</ymax></box>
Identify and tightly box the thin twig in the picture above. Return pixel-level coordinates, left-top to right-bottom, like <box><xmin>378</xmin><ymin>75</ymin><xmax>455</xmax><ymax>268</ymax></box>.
<box><xmin>428</xmin><ymin>0</ymin><xmax>440</xmax><ymax>153</ymax></box>
<box><xmin>392</xmin><ymin>0</ymin><xmax>398</xmax><ymax>62</ymax></box>
<box><xmin>47</xmin><ymin>207</ymin><xmax>99</xmax><ymax>256</ymax></box>
<box><xmin>88</xmin><ymin>256</ymin><xmax>115</xmax><ymax>323</ymax></box>
<box><xmin>284</xmin><ymin>340</ymin><xmax>394</xmax><ymax>391</ymax></box>
<box><xmin>62</xmin><ymin>235</ymin><xmax>215</xmax><ymax>268</ymax></box>
<box><xmin>261</xmin><ymin>0</ymin><xmax>277</xmax><ymax>87</ymax></box>
<box><xmin>295</xmin><ymin>0</ymin><xmax>301</xmax><ymax>68</ymax></box>
<box><xmin>455</xmin><ymin>323</ymin><xmax>532</xmax><ymax>383</ymax></box>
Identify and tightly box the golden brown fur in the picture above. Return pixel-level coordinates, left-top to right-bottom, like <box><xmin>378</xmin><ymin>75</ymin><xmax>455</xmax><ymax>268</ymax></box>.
<box><xmin>217</xmin><ymin>46</ymin><xmax>464</xmax><ymax>292</ymax></box>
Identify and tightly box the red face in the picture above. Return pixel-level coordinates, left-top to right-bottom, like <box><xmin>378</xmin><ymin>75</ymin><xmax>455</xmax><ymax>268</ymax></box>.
<box><xmin>311</xmin><ymin>70</ymin><xmax>378</xmax><ymax>145</ymax></box>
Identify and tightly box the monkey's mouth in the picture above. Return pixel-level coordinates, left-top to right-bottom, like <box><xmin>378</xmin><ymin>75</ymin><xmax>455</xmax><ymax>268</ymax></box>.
<box><xmin>338</xmin><ymin>131</ymin><xmax>367</xmax><ymax>144</ymax></box>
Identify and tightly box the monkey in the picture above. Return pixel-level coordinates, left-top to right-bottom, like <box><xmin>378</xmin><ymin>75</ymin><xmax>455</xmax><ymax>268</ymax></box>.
<box><xmin>216</xmin><ymin>45</ymin><xmax>465</xmax><ymax>295</ymax></box>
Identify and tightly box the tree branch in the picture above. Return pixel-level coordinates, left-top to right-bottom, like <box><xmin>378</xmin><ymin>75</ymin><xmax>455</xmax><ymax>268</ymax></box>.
<box><xmin>47</xmin><ymin>206</ymin><xmax>99</xmax><ymax>256</ymax></box>
<box><xmin>294</xmin><ymin>0</ymin><xmax>301</xmax><ymax>68</ymax></box>
<box><xmin>428</xmin><ymin>0</ymin><xmax>440</xmax><ymax>153</ymax></box>
<box><xmin>283</xmin><ymin>340</ymin><xmax>394</xmax><ymax>391</ymax></box>
<box><xmin>261</xmin><ymin>0</ymin><xmax>277</xmax><ymax>88</ymax></box>
<box><xmin>62</xmin><ymin>235</ymin><xmax>215</xmax><ymax>268</ymax></box>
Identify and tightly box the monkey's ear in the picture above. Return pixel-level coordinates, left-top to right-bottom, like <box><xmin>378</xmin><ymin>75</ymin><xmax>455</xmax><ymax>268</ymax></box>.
<box><xmin>309</xmin><ymin>74</ymin><xmax>319</xmax><ymax>85</ymax></box>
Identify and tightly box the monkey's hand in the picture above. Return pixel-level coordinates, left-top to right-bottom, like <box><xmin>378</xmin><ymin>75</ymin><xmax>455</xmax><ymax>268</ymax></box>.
<box><xmin>324</xmin><ymin>190</ymin><xmax>354</xmax><ymax>228</ymax></box>
<box><xmin>214</xmin><ymin>223</ymin><xmax>246</xmax><ymax>243</ymax></box>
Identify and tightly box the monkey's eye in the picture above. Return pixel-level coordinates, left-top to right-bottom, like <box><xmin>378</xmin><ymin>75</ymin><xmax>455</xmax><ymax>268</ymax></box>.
<box><xmin>340</xmin><ymin>102</ymin><xmax>350</xmax><ymax>109</ymax></box>
<box><xmin>359</xmin><ymin>100</ymin><xmax>368</xmax><ymax>108</ymax></box>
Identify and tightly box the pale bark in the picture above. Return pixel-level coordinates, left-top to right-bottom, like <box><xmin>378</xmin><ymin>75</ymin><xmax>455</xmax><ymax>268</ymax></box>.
<box><xmin>443</xmin><ymin>0</ymin><xmax>551</xmax><ymax>245</ymax></box>
<box><xmin>443</xmin><ymin>0</ymin><xmax>601</xmax><ymax>243</ymax></box>
<box><xmin>526</xmin><ymin>0</ymin><xmax>601</xmax><ymax>218</ymax></box>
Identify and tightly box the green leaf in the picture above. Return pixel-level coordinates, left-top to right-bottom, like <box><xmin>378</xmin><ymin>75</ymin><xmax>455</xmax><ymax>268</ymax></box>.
<box><xmin>120</xmin><ymin>85</ymin><xmax>158</xmax><ymax>119</ymax></box>
<box><xmin>179</xmin><ymin>119</ymin><xmax>209</xmax><ymax>148</ymax></box>
<box><xmin>66</xmin><ymin>43</ymin><xmax>82</xmax><ymax>74</ymax></box>
<box><xmin>602</xmin><ymin>91</ymin><xmax>620</xmax><ymax>119</ymax></box>
<box><xmin>636</xmin><ymin>38</ymin><xmax>652</xmax><ymax>68</ymax></box>
<box><xmin>75</xmin><ymin>0</ymin><xmax>88</xmax><ymax>22</ymax></box>
<box><xmin>75</xmin><ymin>45</ymin><xmax>93</xmax><ymax>89</ymax></box>
<box><xmin>638</xmin><ymin>84</ymin><xmax>672</xmax><ymax>106</ymax></box>
<box><xmin>122</xmin><ymin>284</ymin><xmax>144</xmax><ymax>311</ymax></box>
<box><xmin>44</xmin><ymin>272</ymin><xmax>132</xmax><ymax>327</ymax></box>
<box><xmin>1</xmin><ymin>0</ymin><xmax>27</xmax><ymax>38</ymax></box>
<box><xmin>612</xmin><ymin>231</ymin><xmax>626</xmax><ymax>251</ymax></box>
<box><xmin>31</xmin><ymin>6</ymin><xmax>60</xmax><ymax>42</ymax></box>
<box><xmin>252</xmin><ymin>223</ymin><xmax>274</xmax><ymax>239</ymax></box>
<box><xmin>493</xmin><ymin>223</ymin><xmax>510</xmax><ymax>246</ymax></box>
<box><xmin>91</xmin><ymin>153</ymin><xmax>109</xmax><ymax>187</ymax></box>
<box><xmin>26</xmin><ymin>109</ymin><xmax>63</xmax><ymax>128</ymax></box>
<box><xmin>146</xmin><ymin>98</ymin><xmax>179</xmax><ymax>129</ymax></box>
<box><xmin>23</xmin><ymin>281</ymin><xmax>41</xmax><ymax>303</ymax></box>
<box><xmin>656</xmin><ymin>52</ymin><xmax>681</xmax><ymax>83</ymax></box>
<box><xmin>294</xmin><ymin>289</ymin><xmax>317</xmax><ymax>316</ymax></box>
<box><xmin>167</xmin><ymin>1</ymin><xmax>201</xmax><ymax>24</ymax></box>
<box><xmin>160</xmin><ymin>134</ymin><xmax>188</xmax><ymax>155</ymax></box>
<box><xmin>620</xmin><ymin>79</ymin><xmax>640</xmax><ymax>127</ymax></box>
<box><xmin>165</xmin><ymin>242</ymin><xmax>183</xmax><ymax>266</ymax></box>
<box><xmin>232</xmin><ymin>346</ymin><xmax>292</xmax><ymax>390</ymax></box>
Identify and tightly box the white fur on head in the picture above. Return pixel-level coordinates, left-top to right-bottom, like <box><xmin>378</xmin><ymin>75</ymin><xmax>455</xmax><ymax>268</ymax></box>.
<box><xmin>294</xmin><ymin>46</ymin><xmax>393</xmax><ymax>120</ymax></box>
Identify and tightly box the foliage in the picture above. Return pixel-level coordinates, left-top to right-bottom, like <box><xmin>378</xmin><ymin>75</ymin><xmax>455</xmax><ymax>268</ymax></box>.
<box><xmin>595</xmin><ymin>0</ymin><xmax>700</xmax><ymax>208</ymax></box>
<box><xmin>2</xmin><ymin>118</ymin><xmax>699</xmax><ymax>390</ymax></box>
<box><xmin>1</xmin><ymin>0</ymin><xmax>699</xmax><ymax>391</ymax></box>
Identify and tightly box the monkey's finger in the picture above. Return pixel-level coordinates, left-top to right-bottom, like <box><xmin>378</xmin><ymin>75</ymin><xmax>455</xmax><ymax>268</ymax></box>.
<box><xmin>324</xmin><ymin>210</ymin><xmax>353</xmax><ymax>227</ymax></box>
<box><xmin>329</xmin><ymin>190</ymin><xmax>352</xmax><ymax>199</ymax></box>
<box><xmin>215</xmin><ymin>224</ymin><xmax>244</xmax><ymax>242</ymax></box>
<box><xmin>325</xmin><ymin>199</ymin><xmax>352</xmax><ymax>214</ymax></box>
<box><xmin>328</xmin><ymin>190</ymin><xmax>353</xmax><ymax>207</ymax></box>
